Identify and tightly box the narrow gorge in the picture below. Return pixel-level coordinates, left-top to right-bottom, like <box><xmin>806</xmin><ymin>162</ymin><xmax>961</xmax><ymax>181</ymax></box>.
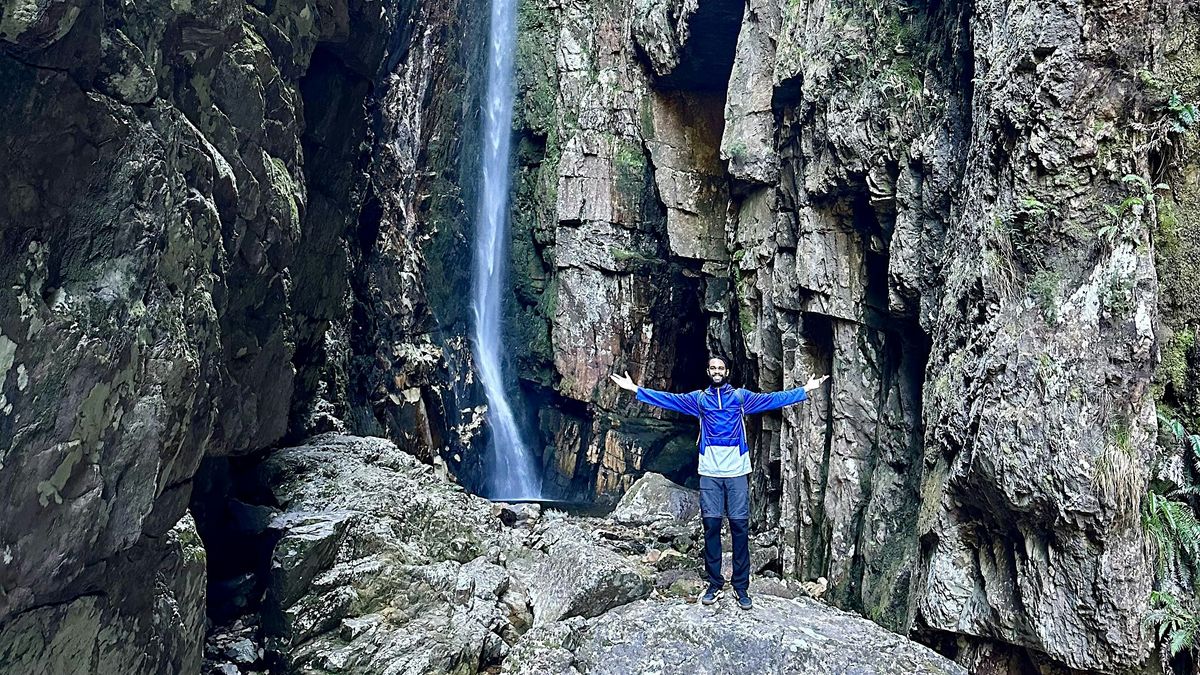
<box><xmin>1</xmin><ymin>0</ymin><xmax>1199</xmax><ymax>673</ymax></box>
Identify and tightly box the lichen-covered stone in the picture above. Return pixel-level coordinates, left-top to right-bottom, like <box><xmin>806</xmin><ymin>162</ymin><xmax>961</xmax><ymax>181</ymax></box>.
<box><xmin>521</xmin><ymin>524</ymin><xmax>653</xmax><ymax>625</ymax></box>
<box><xmin>0</xmin><ymin>514</ymin><xmax>205</xmax><ymax>675</ymax></box>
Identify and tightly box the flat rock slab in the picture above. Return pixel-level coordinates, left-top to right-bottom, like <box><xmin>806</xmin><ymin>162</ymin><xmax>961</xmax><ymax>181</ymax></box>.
<box><xmin>505</xmin><ymin>596</ymin><xmax>966</xmax><ymax>675</ymax></box>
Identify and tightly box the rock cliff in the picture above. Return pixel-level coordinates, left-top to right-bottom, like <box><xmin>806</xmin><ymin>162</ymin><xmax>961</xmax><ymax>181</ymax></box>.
<box><xmin>0</xmin><ymin>0</ymin><xmax>486</xmax><ymax>669</ymax></box>
<box><xmin>2</xmin><ymin>0</ymin><xmax>1198</xmax><ymax>672</ymax></box>
<box><xmin>502</xmin><ymin>0</ymin><xmax>1199</xmax><ymax>671</ymax></box>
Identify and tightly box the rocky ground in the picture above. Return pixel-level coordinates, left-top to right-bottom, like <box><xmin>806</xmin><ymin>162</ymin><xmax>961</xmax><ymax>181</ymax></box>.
<box><xmin>198</xmin><ymin>434</ymin><xmax>961</xmax><ymax>674</ymax></box>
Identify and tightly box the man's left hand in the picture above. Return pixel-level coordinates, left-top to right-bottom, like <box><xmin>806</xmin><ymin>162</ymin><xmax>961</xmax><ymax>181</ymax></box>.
<box><xmin>803</xmin><ymin>374</ymin><xmax>830</xmax><ymax>392</ymax></box>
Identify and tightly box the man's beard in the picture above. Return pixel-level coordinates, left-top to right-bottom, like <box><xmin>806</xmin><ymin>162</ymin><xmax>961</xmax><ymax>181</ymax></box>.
<box><xmin>710</xmin><ymin>374</ymin><xmax>725</xmax><ymax>385</ymax></box>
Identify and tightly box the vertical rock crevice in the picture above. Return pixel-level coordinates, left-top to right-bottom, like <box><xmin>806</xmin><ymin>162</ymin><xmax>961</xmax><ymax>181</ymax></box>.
<box><xmin>505</xmin><ymin>0</ymin><xmax>746</xmax><ymax>501</ymax></box>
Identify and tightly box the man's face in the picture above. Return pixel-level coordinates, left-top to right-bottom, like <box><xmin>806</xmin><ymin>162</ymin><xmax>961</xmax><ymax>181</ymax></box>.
<box><xmin>707</xmin><ymin>359</ymin><xmax>728</xmax><ymax>385</ymax></box>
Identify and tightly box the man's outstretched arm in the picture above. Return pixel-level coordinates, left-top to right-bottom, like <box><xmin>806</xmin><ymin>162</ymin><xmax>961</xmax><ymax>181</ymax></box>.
<box><xmin>610</xmin><ymin>371</ymin><xmax>701</xmax><ymax>417</ymax></box>
<box><xmin>741</xmin><ymin>373</ymin><xmax>829</xmax><ymax>414</ymax></box>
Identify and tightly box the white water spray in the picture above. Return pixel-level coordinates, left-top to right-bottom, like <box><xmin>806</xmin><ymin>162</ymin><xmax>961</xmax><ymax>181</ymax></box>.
<box><xmin>472</xmin><ymin>0</ymin><xmax>541</xmax><ymax>500</ymax></box>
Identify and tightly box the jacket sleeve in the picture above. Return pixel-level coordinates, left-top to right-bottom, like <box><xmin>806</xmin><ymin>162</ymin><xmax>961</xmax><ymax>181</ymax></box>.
<box><xmin>740</xmin><ymin>386</ymin><xmax>808</xmax><ymax>414</ymax></box>
<box><xmin>635</xmin><ymin>387</ymin><xmax>701</xmax><ymax>417</ymax></box>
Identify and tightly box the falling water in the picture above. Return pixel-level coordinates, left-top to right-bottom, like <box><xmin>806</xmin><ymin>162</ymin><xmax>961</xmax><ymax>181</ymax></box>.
<box><xmin>472</xmin><ymin>0</ymin><xmax>541</xmax><ymax>500</ymax></box>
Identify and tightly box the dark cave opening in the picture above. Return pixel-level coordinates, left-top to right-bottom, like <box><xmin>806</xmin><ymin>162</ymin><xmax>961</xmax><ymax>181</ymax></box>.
<box><xmin>189</xmin><ymin>456</ymin><xmax>280</xmax><ymax>627</ymax></box>
<box><xmin>635</xmin><ymin>0</ymin><xmax>747</xmax><ymax>92</ymax></box>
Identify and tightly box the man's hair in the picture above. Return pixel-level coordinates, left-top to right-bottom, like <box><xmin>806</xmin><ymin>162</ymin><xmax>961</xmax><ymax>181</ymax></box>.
<box><xmin>707</xmin><ymin>355</ymin><xmax>730</xmax><ymax>369</ymax></box>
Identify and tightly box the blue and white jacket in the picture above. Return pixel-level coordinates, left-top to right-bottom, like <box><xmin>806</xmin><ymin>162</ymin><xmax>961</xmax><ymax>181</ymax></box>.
<box><xmin>635</xmin><ymin>383</ymin><xmax>809</xmax><ymax>477</ymax></box>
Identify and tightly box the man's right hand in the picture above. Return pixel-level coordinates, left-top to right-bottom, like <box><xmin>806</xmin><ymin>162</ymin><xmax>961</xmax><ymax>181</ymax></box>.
<box><xmin>610</xmin><ymin>371</ymin><xmax>639</xmax><ymax>392</ymax></box>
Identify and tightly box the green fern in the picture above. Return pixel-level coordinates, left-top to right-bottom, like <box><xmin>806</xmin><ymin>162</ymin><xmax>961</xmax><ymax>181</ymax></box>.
<box><xmin>1145</xmin><ymin>415</ymin><xmax>1200</xmax><ymax>658</ymax></box>
<box><xmin>1145</xmin><ymin>591</ymin><xmax>1200</xmax><ymax>656</ymax></box>
<box><xmin>1160</xmin><ymin>411</ymin><xmax>1200</xmax><ymax>470</ymax></box>
<box><xmin>1144</xmin><ymin>489</ymin><xmax>1200</xmax><ymax>586</ymax></box>
<box><xmin>1098</xmin><ymin>176</ymin><xmax>1170</xmax><ymax>248</ymax></box>
<box><xmin>1168</xmin><ymin>93</ymin><xmax>1200</xmax><ymax>133</ymax></box>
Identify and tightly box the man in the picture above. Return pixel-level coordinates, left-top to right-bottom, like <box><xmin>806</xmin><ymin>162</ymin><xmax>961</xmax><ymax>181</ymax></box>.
<box><xmin>610</xmin><ymin>357</ymin><xmax>827</xmax><ymax>610</ymax></box>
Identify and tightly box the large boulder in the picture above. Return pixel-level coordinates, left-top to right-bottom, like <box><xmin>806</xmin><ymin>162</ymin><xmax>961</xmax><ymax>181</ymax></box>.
<box><xmin>503</xmin><ymin>596</ymin><xmax>966</xmax><ymax>675</ymax></box>
<box><xmin>610</xmin><ymin>472</ymin><xmax>701</xmax><ymax>525</ymax></box>
<box><xmin>519</xmin><ymin>524</ymin><xmax>653</xmax><ymax>626</ymax></box>
<box><xmin>257</xmin><ymin>434</ymin><xmax>519</xmax><ymax>673</ymax></box>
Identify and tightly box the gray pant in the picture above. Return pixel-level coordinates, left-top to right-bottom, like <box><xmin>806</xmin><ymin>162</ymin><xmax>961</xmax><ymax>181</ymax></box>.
<box><xmin>699</xmin><ymin>475</ymin><xmax>749</xmax><ymax>519</ymax></box>
<box><xmin>699</xmin><ymin>474</ymin><xmax>751</xmax><ymax>592</ymax></box>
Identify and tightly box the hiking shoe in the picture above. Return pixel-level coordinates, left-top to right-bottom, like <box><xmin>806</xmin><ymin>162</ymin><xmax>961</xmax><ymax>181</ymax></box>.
<box><xmin>701</xmin><ymin>586</ymin><xmax>723</xmax><ymax>605</ymax></box>
<box><xmin>736</xmin><ymin>592</ymin><xmax>753</xmax><ymax>610</ymax></box>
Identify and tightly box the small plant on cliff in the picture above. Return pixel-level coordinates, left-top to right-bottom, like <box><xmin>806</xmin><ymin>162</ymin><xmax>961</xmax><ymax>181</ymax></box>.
<box><xmin>1099</xmin><ymin>269</ymin><xmax>1136</xmax><ymax>319</ymax></box>
<box><xmin>1167</xmin><ymin>93</ymin><xmax>1200</xmax><ymax>133</ymax></box>
<box><xmin>1017</xmin><ymin>195</ymin><xmax>1056</xmax><ymax>219</ymax></box>
<box><xmin>1162</xmin><ymin>412</ymin><xmax>1200</xmax><ymax>469</ymax></box>
<box><xmin>1144</xmin><ymin>487</ymin><xmax>1200</xmax><ymax>586</ymax></box>
<box><xmin>1007</xmin><ymin>195</ymin><xmax>1059</xmax><ymax>267</ymax></box>
<box><xmin>1098</xmin><ymin>175</ymin><xmax>1168</xmax><ymax>248</ymax></box>
<box><xmin>1144</xmin><ymin>414</ymin><xmax>1200</xmax><ymax>585</ymax></box>
<box><xmin>727</xmin><ymin>140</ymin><xmax>749</xmax><ymax>165</ymax></box>
<box><xmin>1145</xmin><ymin>590</ymin><xmax>1200</xmax><ymax>656</ymax></box>
<box><xmin>1138</xmin><ymin>69</ymin><xmax>1199</xmax><ymax>135</ymax></box>
<box><xmin>1028</xmin><ymin>269</ymin><xmax>1061</xmax><ymax>323</ymax></box>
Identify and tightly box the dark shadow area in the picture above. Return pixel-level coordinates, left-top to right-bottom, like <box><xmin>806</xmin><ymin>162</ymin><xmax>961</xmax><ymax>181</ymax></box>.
<box><xmin>189</xmin><ymin>456</ymin><xmax>280</xmax><ymax>625</ymax></box>
<box><xmin>795</xmin><ymin>311</ymin><xmax>836</xmax><ymax>575</ymax></box>
<box><xmin>639</xmin><ymin>0</ymin><xmax>747</xmax><ymax>92</ymax></box>
<box><xmin>288</xmin><ymin>42</ymin><xmax>376</xmax><ymax>443</ymax></box>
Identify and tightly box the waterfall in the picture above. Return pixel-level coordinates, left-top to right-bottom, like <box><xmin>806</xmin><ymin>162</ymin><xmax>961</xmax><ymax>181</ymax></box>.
<box><xmin>471</xmin><ymin>0</ymin><xmax>541</xmax><ymax>500</ymax></box>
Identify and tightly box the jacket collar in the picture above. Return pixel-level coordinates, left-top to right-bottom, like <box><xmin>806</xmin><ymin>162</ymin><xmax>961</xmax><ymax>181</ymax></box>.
<box><xmin>706</xmin><ymin>383</ymin><xmax>733</xmax><ymax>394</ymax></box>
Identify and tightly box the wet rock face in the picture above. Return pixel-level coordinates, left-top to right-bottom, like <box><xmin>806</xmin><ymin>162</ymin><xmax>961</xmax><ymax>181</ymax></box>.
<box><xmin>338</xmin><ymin>0</ymin><xmax>492</xmax><ymax>474</ymax></box>
<box><xmin>0</xmin><ymin>0</ymin><xmax>418</xmax><ymax>668</ymax></box>
<box><xmin>0</xmin><ymin>0</ymin><xmax>288</xmax><ymax>642</ymax></box>
<box><xmin>910</xmin><ymin>0</ymin><xmax>1166</xmax><ymax>666</ymax></box>
<box><xmin>510</xmin><ymin>0</ymin><xmax>733</xmax><ymax>502</ymax></box>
